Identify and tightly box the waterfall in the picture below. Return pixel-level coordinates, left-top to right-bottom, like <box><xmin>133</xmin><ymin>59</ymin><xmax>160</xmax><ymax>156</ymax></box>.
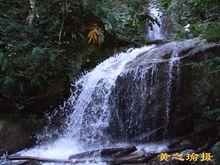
<box><xmin>148</xmin><ymin>0</ymin><xmax>164</xmax><ymax>40</ymax></box>
<box><xmin>1</xmin><ymin>39</ymin><xmax>203</xmax><ymax>165</ymax></box>
<box><xmin>17</xmin><ymin>45</ymin><xmax>157</xmax><ymax>161</ymax></box>
<box><xmin>164</xmin><ymin>43</ymin><xmax>181</xmax><ymax>138</ymax></box>
<box><xmin>1</xmin><ymin>38</ymin><xmax>206</xmax><ymax>165</ymax></box>
<box><xmin>64</xmin><ymin>45</ymin><xmax>155</xmax><ymax>145</ymax></box>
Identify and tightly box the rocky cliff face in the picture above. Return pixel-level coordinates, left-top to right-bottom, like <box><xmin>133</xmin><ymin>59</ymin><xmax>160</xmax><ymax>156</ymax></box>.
<box><xmin>108</xmin><ymin>38</ymin><xmax>220</xmax><ymax>142</ymax></box>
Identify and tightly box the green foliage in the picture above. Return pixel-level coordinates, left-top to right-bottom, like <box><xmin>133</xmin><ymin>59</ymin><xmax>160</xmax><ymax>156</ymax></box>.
<box><xmin>186</xmin><ymin>56</ymin><xmax>220</xmax><ymax>81</ymax></box>
<box><xmin>202</xmin><ymin>22</ymin><xmax>220</xmax><ymax>42</ymax></box>
<box><xmin>203</xmin><ymin>108</ymin><xmax>220</xmax><ymax>121</ymax></box>
<box><xmin>14</xmin><ymin>47</ymin><xmax>70</xmax><ymax>87</ymax></box>
<box><xmin>0</xmin><ymin>52</ymin><xmax>8</xmax><ymax>71</ymax></box>
<box><xmin>158</xmin><ymin>0</ymin><xmax>220</xmax><ymax>41</ymax></box>
<box><xmin>202</xmin><ymin>97</ymin><xmax>220</xmax><ymax>122</ymax></box>
<box><xmin>171</xmin><ymin>23</ymin><xmax>185</xmax><ymax>40</ymax></box>
<box><xmin>0</xmin><ymin>0</ymin><xmax>150</xmax><ymax>117</ymax></box>
<box><xmin>0</xmin><ymin>47</ymin><xmax>71</xmax><ymax>112</ymax></box>
<box><xmin>80</xmin><ymin>0</ymin><xmax>149</xmax><ymax>41</ymax></box>
<box><xmin>186</xmin><ymin>56</ymin><xmax>220</xmax><ymax>122</ymax></box>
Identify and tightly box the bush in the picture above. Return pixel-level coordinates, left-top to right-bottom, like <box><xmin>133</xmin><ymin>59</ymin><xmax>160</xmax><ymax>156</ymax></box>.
<box><xmin>0</xmin><ymin>47</ymin><xmax>71</xmax><ymax>112</ymax></box>
<box><xmin>0</xmin><ymin>0</ymin><xmax>152</xmax><ymax>116</ymax></box>
<box><xmin>158</xmin><ymin>0</ymin><xmax>220</xmax><ymax>42</ymax></box>
<box><xmin>203</xmin><ymin>22</ymin><xmax>220</xmax><ymax>42</ymax></box>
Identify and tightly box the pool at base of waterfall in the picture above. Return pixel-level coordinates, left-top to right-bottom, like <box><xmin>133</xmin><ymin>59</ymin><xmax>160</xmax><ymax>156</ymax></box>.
<box><xmin>2</xmin><ymin>138</ymin><xmax>167</xmax><ymax>165</ymax></box>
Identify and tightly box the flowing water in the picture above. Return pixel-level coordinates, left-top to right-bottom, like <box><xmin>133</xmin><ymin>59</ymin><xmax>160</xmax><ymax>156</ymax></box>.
<box><xmin>164</xmin><ymin>43</ymin><xmax>181</xmax><ymax>138</ymax></box>
<box><xmin>0</xmin><ymin>38</ymin><xmax>203</xmax><ymax>164</ymax></box>
<box><xmin>148</xmin><ymin>0</ymin><xmax>164</xmax><ymax>40</ymax></box>
<box><xmin>0</xmin><ymin>1</ymin><xmax>184</xmax><ymax>164</ymax></box>
<box><xmin>11</xmin><ymin>45</ymin><xmax>171</xmax><ymax>165</ymax></box>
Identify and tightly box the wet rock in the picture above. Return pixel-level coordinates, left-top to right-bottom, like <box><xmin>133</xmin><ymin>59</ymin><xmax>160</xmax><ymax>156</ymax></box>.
<box><xmin>211</xmin><ymin>142</ymin><xmax>220</xmax><ymax>165</ymax></box>
<box><xmin>19</xmin><ymin>161</ymin><xmax>41</xmax><ymax>165</ymax></box>
<box><xmin>0</xmin><ymin>99</ymin><xmax>15</xmax><ymax>113</ymax></box>
<box><xmin>0</xmin><ymin>120</ymin><xmax>30</xmax><ymax>156</ymax></box>
<box><xmin>108</xmin><ymin>39</ymin><xmax>220</xmax><ymax>142</ymax></box>
<box><xmin>180</xmin><ymin>140</ymin><xmax>191</xmax><ymax>147</ymax></box>
<box><xmin>180</xmin><ymin>149</ymin><xmax>194</xmax><ymax>156</ymax></box>
<box><xmin>3</xmin><ymin>161</ymin><xmax>41</xmax><ymax>165</ymax></box>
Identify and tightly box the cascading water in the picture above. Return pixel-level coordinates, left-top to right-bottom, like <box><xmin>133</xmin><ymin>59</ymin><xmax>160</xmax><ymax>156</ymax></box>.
<box><xmin>1</xmin><ymin>38</ymin><xmax>206</xmax><ymax>165</ymax></box>
<box><xmin>164</xmin><ymin>43</ymin><xmax>181</xmax><ymax>138</ymax></box>
<box><xmin>148</xmin><ymin>0</ymin><xmax>164</xmax><ymax>40</ymax></box>
<box><xmin>14</xmin><ymin>45</ymin><xmax>159</xmax><ymax>162</ymax></box>
<box><xmin>107</xmin><ymin>39</ymin><xmax>200</xmax><ymax>143</ymax></box>
<box><xmin>64</xmin><ymin>45</ymin><xmax>155</xmax><ymax>145</ymax></box>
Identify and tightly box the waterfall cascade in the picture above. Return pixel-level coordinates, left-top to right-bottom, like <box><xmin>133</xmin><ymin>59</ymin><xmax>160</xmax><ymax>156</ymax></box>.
<box><xmin>64</xmin><ymin>45</ymin><xmax>156</xmax><ymax>145</ymax></box>
<box><xmin>148</xmin><ymin>0</ymin><xmax>164</xmax><ymax>40</ymax></box>
<box><xmin>1</xmin><ymin>0</ymin><xmax>220</xmax><ymax>163</ymax></box>
<box><xmin>18</xmin><ymin>39</ymin><xmax>200</xmax><ymax>159</ymax></box>
<box><xmin>1</xmin><ymin>37</ymin><xmax>218</xmax><ymax>165</ymax></box>
<box><xmin>164</xmin><ymin>43</ymin><xmax>181</xmax><ymax>138</ymax></box>
<box><xmin>17</xmin><ymin>45</ymin><xmax>165</xmax><ymax>160</ymax></box>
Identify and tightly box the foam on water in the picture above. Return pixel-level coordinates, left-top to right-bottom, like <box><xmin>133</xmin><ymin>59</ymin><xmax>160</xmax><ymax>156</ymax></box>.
<box><xmin>148</xmin><ymin>1</ymin><xmax>164</xmax><ymax>40</ymax></box>
<box><xmin>15</xmin><ymin>45</ymin><xmax>157</xmax><ymax>165</ymax></box>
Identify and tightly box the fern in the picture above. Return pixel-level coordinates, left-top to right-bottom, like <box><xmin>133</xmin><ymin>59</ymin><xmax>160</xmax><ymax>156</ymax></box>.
<box><xmin>87</xmin><ymin>24</ymin><xmax>104</xmax><ymax>45</ymax></box>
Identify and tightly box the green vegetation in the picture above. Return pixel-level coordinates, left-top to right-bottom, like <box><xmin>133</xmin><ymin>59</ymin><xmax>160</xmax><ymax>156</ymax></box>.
<box><xmin>160</xmin><ymin>0</ymin><xmax>220</xmax><ymax>126</ymax></box>
<box><xmin>196</xmin><ymin>56</ymin><xmax>220</xmax><ymax>122</ymax></box>
<box><xmin>0</xmin><ymin>0</ymin><xmax>151</xmax><ymax>116</ymax></box>
<box><xmin>186</xmin><ymin>56</ymin><xmax>220</xmax><ymax>123</ymax></box>
<box><xmin>0</xmin><ymin>0</ymin><xmax>220</xmax><ymax>133</ymax></box>
<box><xmin>158</xmin><ymin>0</ymin><xmax>220</xmax><ymax>41</ymax></box>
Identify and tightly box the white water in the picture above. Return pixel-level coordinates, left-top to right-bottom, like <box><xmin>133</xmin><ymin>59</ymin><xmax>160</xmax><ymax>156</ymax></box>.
<box><xmin>148</xmin><ymin>1</ymin><xmax>164</xmax><ymax>40</ymax></box>
<box><xmin>64</xmin><ymin>45</ymin><xmax>156</xmax><ymax>144</ymax></box>
<box><xmin>1</xmin><ymin>40</ymin><xmax>197</xmax><ymax>164</ymax></box>
<box><xmin>164</xmin><ymin>43</ymin><xmax>181</xmax><ymax>138</ymax></box>
<box><xmin>15</xmin><ymin>45</ymin><xmax>162</xmax><ymax>164</ymax></box>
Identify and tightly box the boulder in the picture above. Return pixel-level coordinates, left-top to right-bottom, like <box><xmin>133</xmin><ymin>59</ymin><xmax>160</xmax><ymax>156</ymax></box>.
<box><xmin>108</xmin><ymin>38</ymin><xmax>220</xmax><ymax>142</ymax></box>
<box><xmin>211</xmin><ymin>142</ymin><xmax>220</xmax><ymax>165</ymax></box>
<box><xmin>0</xmin><ymin>119</ymin><xmax>31</xmax><ymax>156</ymax></box>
